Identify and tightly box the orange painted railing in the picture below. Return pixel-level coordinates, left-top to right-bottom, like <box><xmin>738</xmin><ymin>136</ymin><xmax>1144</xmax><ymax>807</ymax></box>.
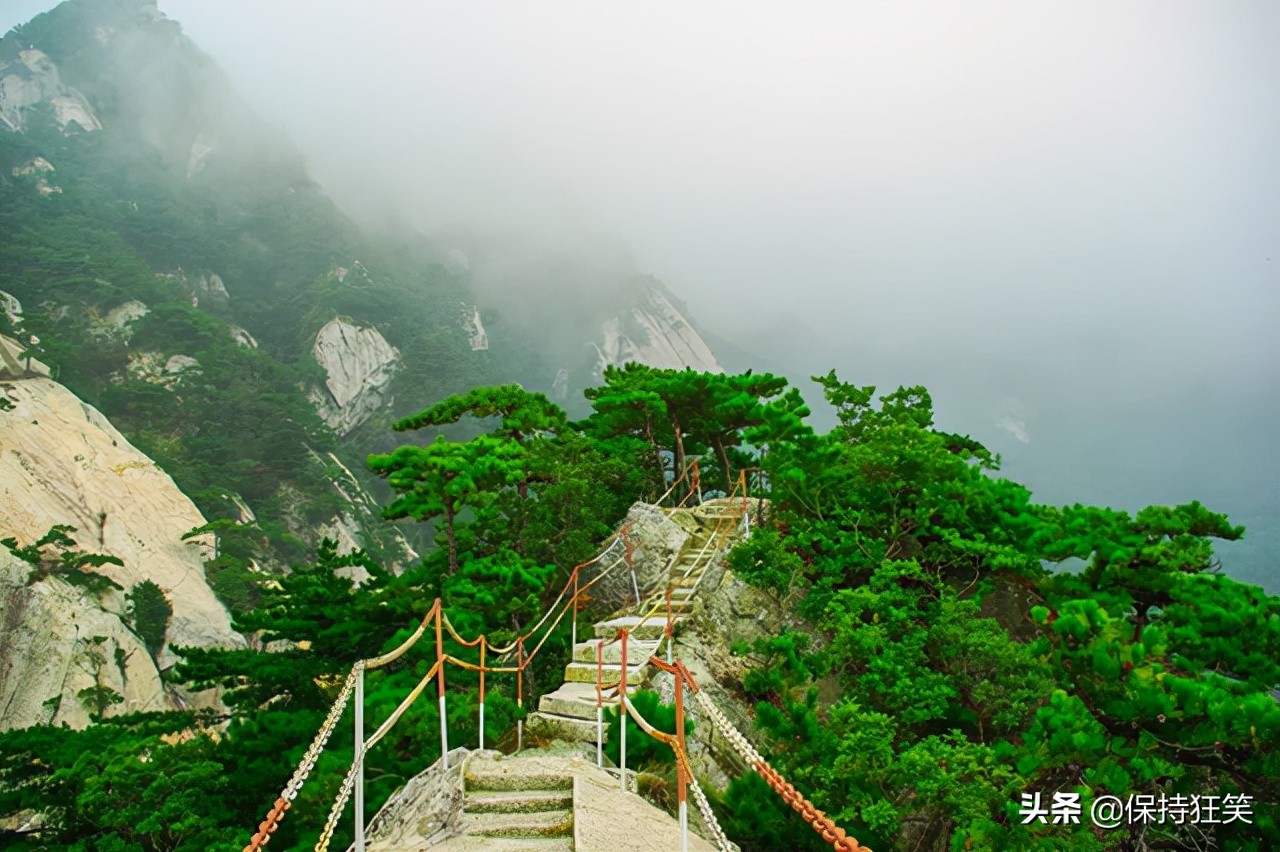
<box><xmin>243</xmin><ymin>460</ymin><xmax>863</xmax><ymax>852</ymax></box>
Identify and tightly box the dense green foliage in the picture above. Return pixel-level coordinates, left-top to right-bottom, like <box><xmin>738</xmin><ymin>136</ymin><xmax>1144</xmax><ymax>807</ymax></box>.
<box><xmin>1</xmin><ymin>367</ymin><xmax>1276</xmax><ymax>851</ymax></box>
<box><xmin>718</xmin><ymin>372</ymin><xmax>1278</xmax><ymax>851</ymax></box>
<box><xmin>1</xmin><ymin>9</ymin><xmax>1275</xmax><ymax>851</ymax></box>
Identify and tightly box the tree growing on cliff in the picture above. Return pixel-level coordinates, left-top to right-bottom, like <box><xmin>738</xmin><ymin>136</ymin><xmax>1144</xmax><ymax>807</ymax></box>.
<box><xmin>127</xmin><ymin>579</ymin><xmax>172</xmax><ymax>660</ymax></box>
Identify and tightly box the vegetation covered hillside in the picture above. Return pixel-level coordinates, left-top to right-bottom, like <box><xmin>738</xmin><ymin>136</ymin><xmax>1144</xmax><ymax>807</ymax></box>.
<box><xmin>0</xmin><ymin>0</ymin><xmax>692</xmax><ymax>579</ymax></box>
<box><xmin>1</xmin><ymin>366</ymin><xmax>1275</xmax><ymax>851</ymax></box>
<box><xmin>0</xmin><ymin>0</ymin><xmax>493</xmax><ymax>571</ymax></box>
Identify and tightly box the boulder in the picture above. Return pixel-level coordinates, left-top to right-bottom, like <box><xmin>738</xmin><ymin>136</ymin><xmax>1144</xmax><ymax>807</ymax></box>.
<box><xmin>308</xmin><ymin>317</ymin><xmax>398</xmax><ymax>435</ymax></box>
<box><xmin>579</xmin><ymin>502</ymin><xmax>690</xmax><ymax>616</ymax></box>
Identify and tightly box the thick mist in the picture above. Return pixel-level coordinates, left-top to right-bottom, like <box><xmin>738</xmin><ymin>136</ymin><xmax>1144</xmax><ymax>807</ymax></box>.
<box><xmin>6</xmin><ymin>1</ymin><xmax>1277</xmax><ymax>589</ymax></box>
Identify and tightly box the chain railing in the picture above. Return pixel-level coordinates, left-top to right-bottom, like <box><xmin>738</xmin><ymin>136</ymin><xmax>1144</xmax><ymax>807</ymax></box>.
<box><xmin>242</xmin><ymin>459</ymin><xmax>864</xmax><ymax>852</ymax></box>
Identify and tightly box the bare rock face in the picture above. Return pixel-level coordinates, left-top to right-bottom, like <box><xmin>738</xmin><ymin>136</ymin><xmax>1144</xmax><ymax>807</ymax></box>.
<box><xmin>0</xmin><ymin>46</ymin><xmax>102</xmax><ymax>133</ymax></box>
<box><xmin>229</xmin><ymin>325</ymin><xmax>257</xmax><ymax>349</ymax></box>
<box><xmin>0</xmin><ymin>290</ymin><xmax>22</xmax><ymax>328</ymax></box>
<box><xmin>0</xmin><ymin>360</ymin><xmax>243</xmax><ymax>730</ymax></box>
<box><xmin>0</xmin><ymin>552</ymin><xmax>167</xmax><ymax>729</ymax></box>
<box><xmin>308</xmin><ymin>317</ymin><xmax>399</xmax><ymax>436</ymax></box>
<box><xmin>460</xmin><ymin>303</ymin><xmax>488</xmax><ymax>351</ymax></box>
<box><xmin>579</xmin><ymin>502</ymin><xmax>692</xmax><ymax>615</ymax></box>
<box><xmin>592</xmin><ymin>284</ymin><xmax>722</xmax><ymax>379</ymax></box>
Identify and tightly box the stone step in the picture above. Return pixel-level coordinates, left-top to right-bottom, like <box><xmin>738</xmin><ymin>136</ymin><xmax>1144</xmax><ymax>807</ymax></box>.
<box><xmin>526</xmin><ymin>710</ymin><xmax>606</xmax><ymax>743</ymax></box>
<box><xmin>642</xmin><ymin>596</ymin><xmax>693</xmax><ymax>613</ymax></box>
<box><xmin>572</xmin><ymin>638</ymin><xmax>661</xmax><ymax>664</ymax></box>
<box><xmin>465</xmin><ymin>759</ymin><xmax>573</xmax><ymax>793</ymax></box>
<box><xmin>451</xmin><ymin>838</ymin><xmax>574</xmax><ymax>851</ymax></box>
<box><xmin>463</xmin><ymin>809</ymin><xmax>573</xmax><ymax>839</ymax></box>
<box><xmin>592</xmin><ymin>616</ymin><xmax>666</xmax><ymax>641</ymax></box>
<box><xmin>537</xmin><ymin>682</ymin><xmax>614</xmax><ymax>718</ymax></box>
<box><xmin>564</xmin><ymin>661</ymin><xmax>647</xmax><ymax>686</ymax></box>
<box><xmin>465</xmin><ymin>789</ymin><xmax>574</xmax><ymax>814</ymax></box>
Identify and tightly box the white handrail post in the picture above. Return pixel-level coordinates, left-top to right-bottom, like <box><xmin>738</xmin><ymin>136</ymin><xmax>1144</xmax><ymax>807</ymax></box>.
<box><xmin>595</xmin><ymin>641</ymin><xmax>604</xmax><ymax>768</ymax></box>
<box><xmin>440</xmin><ymin>693</ymin><xmax>449</xmax><ymax>769</ymax></box>
<box><xmin>680</xmin><ymin>799</ymin><xmax>689</xmax><ymax>852</ymax></box>
<box><xmin>619</xmin><ymin>630</ymin><xmax>628</xmax><ymax>793</ymax></box>
<box><xmin>354</xmin><ymin>663</ymin><xmax>365</xmax><ymax>852</ymax></box>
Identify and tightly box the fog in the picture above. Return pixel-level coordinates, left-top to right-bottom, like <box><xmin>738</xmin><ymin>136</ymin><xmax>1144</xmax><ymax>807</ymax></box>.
<box><xmin>7</xmin><ymin>1</ymin><xmax>1277</xmax><ymax>589</ymax></box>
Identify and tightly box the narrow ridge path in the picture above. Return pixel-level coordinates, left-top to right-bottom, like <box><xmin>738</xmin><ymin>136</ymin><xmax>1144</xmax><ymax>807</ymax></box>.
<box><xmin>529</xmin><ymin>504</ymin><xmax>738</xmax><ymax>744</ymax></box>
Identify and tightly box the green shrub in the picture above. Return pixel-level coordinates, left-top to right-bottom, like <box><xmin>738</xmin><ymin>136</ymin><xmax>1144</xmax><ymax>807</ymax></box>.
<box><xmin>127</xmin><ymin>580</ymin><xmax>172</xmax><ymax>659</ymax></box>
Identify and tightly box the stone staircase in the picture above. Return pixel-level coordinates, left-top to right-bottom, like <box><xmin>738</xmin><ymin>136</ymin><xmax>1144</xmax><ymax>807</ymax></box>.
<box><xmin>529</xmin><ymin>508</ymin><xmax>736</xmax><ymax>744</ymax></box>
<box><xmin>637</xmin><ymin>519</ymin><xmax>719</xmax><ymax>619</ymax></box>
<box><xmin>457</xmin><ymin>753</ymin><xmax>576</xmax><ymax>849</ymax></box>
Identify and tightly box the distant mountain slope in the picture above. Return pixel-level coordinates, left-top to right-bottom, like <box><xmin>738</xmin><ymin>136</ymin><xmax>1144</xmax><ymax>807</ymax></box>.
<box><xmin>1</xmin><ymin>0</ymin><xmax>730</xmax><ymax>574</ymax></box>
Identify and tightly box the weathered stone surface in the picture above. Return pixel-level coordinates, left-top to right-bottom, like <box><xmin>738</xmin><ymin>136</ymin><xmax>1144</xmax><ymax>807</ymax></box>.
<box><xmin>163</xmin><ymin>354</ymin><xmax>200</xmax><ymax>375</ymax></box>
<box><xmin>0</xmin><ymin>290</ymin><xmax>21</xmax><ymax>327</ymax></box>
<box><xmin>308</xmin><ymin>317</ymin><xmax>398</xmax><ymax>435</ymax></box>
<box><xmin>461</xmin><ymin>303</ymin><xmax>489</xmax><ymax>351</ymax></box>
<box><xmin>0</xmin><ymin>551</ymin><xmax>166</xmax><ymax>729</ymax></box>
<box><xmin>591</xmin><ymin>283</ymin><xmax>721</xmax><ymax>379</ymax></box>
<box><xmin>102</xmin><ymin>299</ymin><xmax>150</xmax><ymax>338</ymax></box>
<box><xmin>0</xmin><ymin>362</ymin><xmax>242</xmax><ymax>729</ymax></box>
<box><xmin>229</xmin><ymin>325</ymin><xmax>257</xmax><ymax>348</ymax></box>
<box><xmin>362</xmin><ymin>747</ymin><xmax>470</xmax><ymax>850</ymax></box>
<box><xmin>316</xmin><ymin>513</ymin><xmax>371</xmax><ymax>584</ymax></box>
<box><xmin>0</xmin><ymin>47</ymin><xmax>101</xmax><ymax>133</ymax></box>
<box><xmin>580</xmin><ymin>503</ymin><xmax>688</xmax><ymax>616</ymax></box>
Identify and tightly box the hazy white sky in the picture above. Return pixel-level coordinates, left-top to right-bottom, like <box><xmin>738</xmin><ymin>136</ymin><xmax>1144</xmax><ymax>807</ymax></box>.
<box><xmin>135</xmin><ymin>2</ymin><xmax>1277</xmax><ymax>366</ymax></box>
<box><xmin>5</xmin><ymin>0</ymin><xmax>1278</xmax><ymax>584</ymax></box>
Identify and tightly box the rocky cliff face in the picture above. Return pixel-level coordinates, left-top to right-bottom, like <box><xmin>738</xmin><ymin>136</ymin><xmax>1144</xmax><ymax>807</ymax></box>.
<box><xmin>0</xmin><ymin>341</ymin><xmax>242</xmax><ymax>730</ymax></box>
<box><xmin>591</xmin><ymin>283</ymin><xmax>722</xmax><ymax>380</ymax></box>
<box><xmin>308</xmin><ymin>317</ymin><xmax>399</xmax><ymax>435</ymax></box>
<box><xmin>0</xmin><ymin>40</ymin><xmax>101</xmax><ymax>133</ymax></box>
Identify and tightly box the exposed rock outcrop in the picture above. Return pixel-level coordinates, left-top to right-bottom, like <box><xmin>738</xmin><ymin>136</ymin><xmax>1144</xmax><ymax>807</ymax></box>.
<box><xmin>0</xmin><ymin>350</ymin><xmax>243</xmax><ymax>730</ymax></box>
<box><xmin>305</xmin><ymin>448</ymin><xmax>418</xmax><ymax>573</ymax></box>
<box><xmin>592</xmin><ymin>284</ymin><xmax>722</xmax><ymax>379</ymax></box>
<box><xmin>0</xmin><ymin>43</ymin><xmax>101</xmax><ymax>133</ymax></box>
<box><xmin>186</xmin><ymin>130</ymin><xmax>217</xmax><ymax>178</ymax></box>
<box><xmin>308</xmin><ymin>317</ymin><xmax>399</xmax><ymax>435</ymax></box>
<box><xmin>0</xmin><ymin>290</ymin><xmax>22</xmax><ymax>328</ymax></box>
<box><xmin>88</xmin><ymin>299</ymin><xmax>149</xmax><ymax>342</ymax></box>
<box><xmin>460</xmin><ymin>303</ymin><xmax>488</xmax><ymax>351</ymax></box>
<box><xmin>123</xmin><ymin>350</ymin><xmax>199</xmax><ymax>389</ymax></box>
<box><xmin>154</xmin><ymin>269</ymin><xmax>229</xmax><ymax>309</ymax></box>
<box><xmin>579</xmin><ymin>502</ymin><xmax>693</xmax><ymax>616</ymax></box>
<box><xmin>229</xmin><ymin>325</ymin><xmax>257</xmax><ymax>349</ymax></box>
<box><xmin>10</xmin><ymin>156</ymin><xmax>54</xmax><ymax>176</ymax></box>
<box><xmin>0</xmin><ymin>553</ymin><xmax>168</xmax><ymax>729</ymax></box>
